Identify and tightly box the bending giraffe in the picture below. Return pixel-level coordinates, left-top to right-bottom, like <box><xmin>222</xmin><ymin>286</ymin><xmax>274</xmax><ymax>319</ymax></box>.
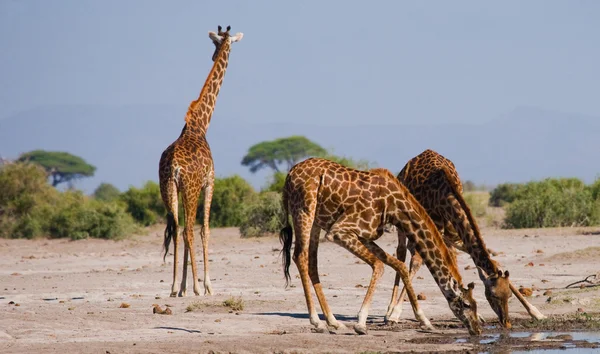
<box><xmin>159</xmin><ymin>26</ymin><xmax>243</xmax><ymax>297</ymax></box>
<box><xmin>280</xmin><ymin>158</ymin><xmax>482</xmax><ymax>336</ymax></box>
<box><xmin>385</xmin><ymin>149</ymin><xmax>545</xmax><ymax>328</ymax></box>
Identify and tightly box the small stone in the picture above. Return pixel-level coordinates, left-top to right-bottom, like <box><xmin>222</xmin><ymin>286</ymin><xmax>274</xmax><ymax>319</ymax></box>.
<box><xmin>518</xmin><ymin>287</ymin><xmax>533</xmax><ymax>297</ymax></box>
<box><xmin>155</xmin><ymin>296</ymin><xmax>161</xmax><ymax>299</ymax></box>
<box><xmin>525</xmin><ymin>262</ymin><xmax>534</xmax><ymax>267</ymax></box>
<box><xmin>119</xmin><ymin>303</ymin><xmax>130</xmax><ymax>308</ymax></box>
<box><xmin>254</xmin><ymin>256</ymin><xmax>260</xmax><ymax>259</ymax></box>
<box><xmin>215</xmin><ymin>319</ymin><xmax>221</xmax><ymax>322</ymax></box>
<box><xmin>464</xmin><ymin>265</ymin><xmax>472</xmax><ymax>270</ymax></box>
<box><xmin>160</xmin><ymin>280</ymin><xmax>164</xmax><ymax>283</ymax></box>
<box><xmin>541</xmin><ymin>279</ymin><xmax>549</xmax><ymax>283</ymax></box>
<box><xmin>539</xmin><ymin>263</ymin><xmax>545</xmax><ymax>266</ymax></box>
<box><xmin>577</xmin><ymin>308</ymin><xmax>584</xmax><ymax>313</ymax></box>
<box><xmin>355</xmin><ymin>284</ymin><xmax>364</xmax><ymax>288</ymax></box>
<box><xmin>535</xmin><ymin>249</ymin><xmax>544</xmax><ymax>254</ymax></box>
<box><xmin>417</xmin><ymin>276</ymin><xmax>424</xmax><ymax>280</ymax></box>
<box><xmin>543</xmin><ymin>290</ymin><xmax>552</xmax><ymax>296</ymax></box>
<box><xmin>417</xmin><ymin>293</ymin><xmax>427</xmax><ymax>301</ymax></box>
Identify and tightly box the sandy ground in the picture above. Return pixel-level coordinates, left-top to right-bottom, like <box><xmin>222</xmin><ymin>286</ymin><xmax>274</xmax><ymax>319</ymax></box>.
<box><xmin>1</xmin><ymin>225</ymin><xmax>600</xmax><ymax>353</ymax></box>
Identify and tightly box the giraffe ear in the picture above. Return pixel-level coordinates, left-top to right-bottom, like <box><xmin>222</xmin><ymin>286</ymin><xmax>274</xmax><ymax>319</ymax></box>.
<box><xmin>209</xmin><ymin>31</ymin><xmax>223</xmax><ymax>44</ymax></box>
<box><xmin>229</xmin><ymin>32</ymin><xmax>244</xmax><ymax>43</ymax></box>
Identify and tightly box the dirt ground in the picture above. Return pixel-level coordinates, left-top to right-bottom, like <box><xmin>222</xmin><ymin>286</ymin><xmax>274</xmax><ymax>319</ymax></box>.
<box><xmin>1</xmin><ymin>225</ymin><xmax>600</xmax><ymax>353</ymax></box>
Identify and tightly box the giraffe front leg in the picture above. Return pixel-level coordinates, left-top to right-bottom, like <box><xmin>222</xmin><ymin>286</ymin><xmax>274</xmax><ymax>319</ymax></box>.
<box><xmin>385</xmin><ymin>228</ymin><xmax>409</xmax><ymax>323</ymax></box>
<box><xmin>387</xmin><ymin>247</ymin><xmax>423</xmax><ymax>324</ymax></box>
<box><xmin>308</xmin><ymin>226</ymin><xmax>346</xmax><ymax>331</ymax></box>
<box><xmin>179</xmin><ymin>243</ymin><xmax>189</xmax><ymax>297</ymax></box>
<box><xmin>170</xmin><ymin>230</ymin><xmax>180</xmax><ymax>297</ymax></box>
<box><xmin>329</xmin><ymin>230</ymin><xmax>386</xmax><ymax>335</ymax></box>
<box><xmin>362</xmin><ymin>239</ymin><xmax>434</xmax><ymax>331</ymax></box>
<box><xmin>201</xmin><ymin>180</ymin><xmax>214</xmax><ymax>296</ymax></box>
<box><xmin>510</xmin><ymin>282</ymin><xmax>547</xmax><ymax>320</ymax></box>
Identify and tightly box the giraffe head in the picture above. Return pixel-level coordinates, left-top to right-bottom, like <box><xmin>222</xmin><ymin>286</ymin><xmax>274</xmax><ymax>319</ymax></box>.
<box><xmin>208</xmin><ymin>25</ymin><xmax>244</xmax><ymax>61</ymax></box>
<box><xmin>448</xmin><ymin>281</ymin><xmax>482</xmax><ymax>335</ymax></box>
<box><xmin>478</xmin><ymin>266</ymin><xmax>512</xmax><ymax>328</ymax></box>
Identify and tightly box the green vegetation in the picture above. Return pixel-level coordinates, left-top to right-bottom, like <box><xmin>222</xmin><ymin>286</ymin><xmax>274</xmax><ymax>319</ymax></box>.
<box><xmin>239</xmin><ymin>192</ymin><xmax>284</xmax><ymax>238</ymax></box>
<box><xmin>17</xmin><ymin>150</ymin><xmax>96</xmax><ymax>187</ymax></box>
<box><xmin>197</xmin><ymin>175</ymin><xmax>256</xmax><ymax>227</ymax></box>
<box><xmin>119</xmin><ymin>181</ymin><xmax>165</xmax><ymax>226</ymax></box>
<box><xmin>93</xmin><ymin>182</ymin><xmax>121</xmax><ymax>202</ymax></box>
<box><xmin>499</xmin><ymin>178</ymin><xmax>600</xmax><ymax>229</ymax></box>
<box><xmin>489</xmin><ymin>183</ymin><xmax>523</xmax><ymax>207</ymax></box>
<box><xmin>0</xmin><ymin>162</ymin><xmax>134</xmax><ymax>239</ymax></box>
<box><xmin>463</xmin><ymin>192</ymin><xmax>489</xmax><ymax>218</ymax></box>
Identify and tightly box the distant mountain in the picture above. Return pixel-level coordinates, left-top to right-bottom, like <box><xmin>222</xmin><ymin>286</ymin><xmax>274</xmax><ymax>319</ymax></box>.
<box><xmin>1</xmin><ymin>105</ymin><xmax>599</xmax><ymax>193</ymax></box>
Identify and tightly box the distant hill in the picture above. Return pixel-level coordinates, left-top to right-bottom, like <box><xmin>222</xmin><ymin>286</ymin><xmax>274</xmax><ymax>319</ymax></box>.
<box><xmin>1</xmin><ymin>105</ymin><xmax>599</xmax><ymax>193</ymax></box>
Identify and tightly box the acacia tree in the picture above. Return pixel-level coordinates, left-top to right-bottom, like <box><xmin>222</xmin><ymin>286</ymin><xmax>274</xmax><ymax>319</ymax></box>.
<box><xmin>241</xmin><ymin>136</ymin><xmax>327</xmax><ymax>173</ymax></box>
<box><xmin>17</xmin><ymin>150</ymin><xmax>96</xmax><ymax>187</ymax></box>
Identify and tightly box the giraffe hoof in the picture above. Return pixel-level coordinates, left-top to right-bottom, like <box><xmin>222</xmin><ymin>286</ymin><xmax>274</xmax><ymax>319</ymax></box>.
<box><xmin>178</xmin><ymin>291</ymin><xmax>186</xmax><ymax>297</ymax></box>
<box><xmin>312</xmin><ymin>325</ymin><xmax>329</xmax><ymax>334</ymax></box>
<box><xmin>353</xmin><ymin>324</ymin><xmax>368</xmax><ymax>335</ymax></box>
<box><xmin>169</xmin><ymin>292</ymin><xmax>178</xmax><ymax>298</ymax></box>
<box><xmin>330</xmin><ymin>321</ymin><xmax>347</xmax><ymax>330</ymax></box>
<box><xmin>385</xmin><ymin>317</ymin><xmax>400</xmax><ymax>325</ymax></box>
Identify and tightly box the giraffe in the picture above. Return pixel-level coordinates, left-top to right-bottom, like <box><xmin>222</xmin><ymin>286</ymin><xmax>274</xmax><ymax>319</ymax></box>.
<box><xmin>158</xmin><ymin>25</ymin><xmax>243</xmax><ymax>297</ymax></box>
<box><xmin>279</xmin><ymin>158</ymin><xmax>482</xmax><ymax>336</ymax></box>
<box><xmin>384</xmin><ymin>149</ymin><xmax>546</xmax><ymax>328</ymax></box>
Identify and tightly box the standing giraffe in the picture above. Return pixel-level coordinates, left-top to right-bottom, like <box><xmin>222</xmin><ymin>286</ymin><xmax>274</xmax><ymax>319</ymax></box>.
<box><xmin>385</xmin><ymin>149</ymin><xmax>545</xmax><ymax>327</ymax></box>
<box><xmin>280</xmin><ymin>158</ymin><xmax>482</xmax><ymax>336</ymax></box>
<box><xmin>159</xmin><ymin>26</ymin><xmax>243</xmax><ymax>297</ymax></box>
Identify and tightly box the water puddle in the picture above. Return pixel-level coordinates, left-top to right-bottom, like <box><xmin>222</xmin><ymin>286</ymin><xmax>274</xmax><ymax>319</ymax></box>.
<box><xmin>454</xmin><ymin>331</ymin><xmax>600</xmax><ymax>353</ymax></box>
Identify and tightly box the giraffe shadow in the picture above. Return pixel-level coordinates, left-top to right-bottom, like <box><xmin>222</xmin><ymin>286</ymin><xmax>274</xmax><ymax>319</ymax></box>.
<box><xmin>253</xmin><ymin>312</ymin><xmax>386</xmax><ymax>322</ymax></box>
<box><xmin>154</xmin><ymin>326</ymin><xmax>202</xmax><ymax>334</ymax></box>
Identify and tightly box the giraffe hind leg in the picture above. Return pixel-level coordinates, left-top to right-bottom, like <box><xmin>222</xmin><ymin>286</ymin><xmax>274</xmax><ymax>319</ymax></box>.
<box><xmin>200</xmin><ymin>177</ymin><xmax>214</xmax><ymax>295</ymax></box>
<box><xmin>292</xmin><ymin>211</ymin><xmax>328</xmax><ymax>333</ymax></box>
<box><xmin>181</xmin><ymin>185</ymin><xmax>202</xmax><ymax>296</ymax></box>
<box><xmin>160</xmin><ymin>178</ymin><xmax>180</xmax><ymax>298</ymax></box>
<box><xmin>307</xmin><ymin>224</ymin><xmax>346</xmax><ymax>331</ymax></box>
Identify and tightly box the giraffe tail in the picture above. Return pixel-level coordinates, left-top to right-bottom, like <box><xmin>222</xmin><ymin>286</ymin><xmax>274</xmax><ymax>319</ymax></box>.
<box><xmin>279</xmin><ymin>186</ymin><xmax>293</xmax><ymax>287</ymax></box>
<box><xmin>163</xmin><ymin>212</ymin><xmax>177</xmax><ymax>262</ymax></box>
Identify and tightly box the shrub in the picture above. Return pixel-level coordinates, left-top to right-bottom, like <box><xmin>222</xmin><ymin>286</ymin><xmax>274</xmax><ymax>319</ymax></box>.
<box><xmin>239</xmin><ymin>192</ymin><xmax>284</xmax><ymax>237</ymax></box>
<box><xmin>48</xmin><ymin>191</ymin><xmax>135</xmax><ymax>240</ymax></box>
<box><xmin>93</xmin><ymin>182</ymin><xmax>121</xmax><ymax>202</ymax></box>
<box><xmin>263</xmin><ymin>172</ymin><xmax>287</xmax><ymax>193</ymax></box>
<box><xmin>197</xmin><ymin>175</ymin><xmax>257</xmax><ymax>227</ymax></box>
<box><xmin>588</xmin><ymin>178</ymin><xmax>600</xmax><ymax>201</ymax></box>
<box><xmin>488</xmin><ymin>183</ymin><xmax>523</xmax><ymax>207</ymax></box>
<box><xmin>463</xmin><ymin>192</ymin><xmax>488</xmax><ymax>218</ymax></box>
<box><xmin>503</xmin><ymin>178</ymin><xmax>599</xmax><ymax>229</ymax></box>
<box><xmin>120</xmin><ymin>181</ymin><xmax>165</xmax><ymax>226</ymax></box>
<box><xmin>0</xmin><ymin>163</ymin><xmax>58</xmax><ymax>238</ymax></box>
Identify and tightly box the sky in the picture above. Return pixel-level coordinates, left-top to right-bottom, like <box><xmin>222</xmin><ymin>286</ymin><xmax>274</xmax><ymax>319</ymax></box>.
<box><xmin>2</xmin><ymin>0</ymin><xmax>600</xmax><ymax>126</ymax></box>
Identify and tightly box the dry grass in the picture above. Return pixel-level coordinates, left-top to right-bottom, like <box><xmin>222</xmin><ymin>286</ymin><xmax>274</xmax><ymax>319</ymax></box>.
<box><xmin>223</xmin><ymin>296</ymin><xmax>245</xmax><ymax>311</ymax></box>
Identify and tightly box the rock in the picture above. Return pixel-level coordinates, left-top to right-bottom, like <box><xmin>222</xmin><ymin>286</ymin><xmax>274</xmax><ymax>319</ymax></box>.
<box><xmin>525</xmin><ymin>262</ymin><xmax>534</xmax><ymax>267</ymax></box>
<box><xmin>518</xmin><ymin>287</ymin><xmax>533</xmax><ymax>297</ymax></box>
<box><xmin>535</xmin><ymin>249</ymin><xmax>544</xmax><ymax>254</ymax></box>
<box><xmin>577</xmin><ymin>308</ymin><xmax>584</xmax><ymax>313</ymax></box>
<box><xmin>464</xmin><ymin>265</ymin><xmax>472</xmax><ymax>270</ymax></box>
<box><xmin>417</xmin><ymin>293</ymin><xmax>427</xmax><ymax>301</ymax></box>
<box><xmin>119</xmin><ymin>303</ymin><xmax>130</xmax><ymax>308</ymax></box>
<box><xmin>152</xmin><ymin>304</ymin><xmax>172</xmax><ymax>315</ymax></box>
<box><xmin>543</xmin><ymin>290</ymin><xmax>552</xmax><ymax>296</ymax></box>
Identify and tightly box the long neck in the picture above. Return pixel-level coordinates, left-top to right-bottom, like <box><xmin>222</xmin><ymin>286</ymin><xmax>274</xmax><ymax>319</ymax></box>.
<box><xmin>184</xmin><ymin>41</ymin><xmax>231</xmax><ymax>135</ymax></box>
<box><xmin>446</xmin><ymin>190</ymin><xmax>497</xmax><ymax>275</ymax></box>
<box><xmin>391</xmin><ymin>189</ymin><xmax>465</xmax><ymax>299</ymax></box>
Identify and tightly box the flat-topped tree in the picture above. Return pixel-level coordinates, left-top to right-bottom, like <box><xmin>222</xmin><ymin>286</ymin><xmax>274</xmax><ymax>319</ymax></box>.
<box><xmin>17</xmin><ymin>150</ymin><xmax>96</xmax><ymax>187</ymax></box>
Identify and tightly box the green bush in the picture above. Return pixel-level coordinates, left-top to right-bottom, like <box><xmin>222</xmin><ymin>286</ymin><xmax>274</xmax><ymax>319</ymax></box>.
<box><xmin>263</xmin><ymin>172</ymin><xmax>287</xmax><ymax>193</ymax></box>
<box><xmin>504</xmin><ymin>178</ymin><xmax>599</xmax><ymax>229</ymax></box>
<box><xmin>488</xmin><ymin>183</ymin><xmax>523</xmax><ymax>207</ymax></box>
<box><xmin>93</xmin><ymin>182</ymin><xmax>121</xmax><ymax>202</ymax></box>
<box><xmin>197</xmin><ymin>175</ymin><xmax>257</xmax><ymax>227</ymax></box>
<box><xmin>239</xmin><ymin>192</ymin><xmax>284</xmax><ymax>238</ymax></box>
<box><xmin>0</xmin><ymin>163</ymin><xmax>135</xmax><ymax>239</ymax></box>
<box><xmin>120</xmin><ymin>181</ymin><xmax>165</xmax><ymax>226</ymax></box>
<box><xmin>587</xmin><ymin>178</ymin><xmax>600</xmax><ymax>201</ymax></box>
<box><xmin>463</xmin><ymin>192</ymin><xmax>488</xmax><ymax>218</ymax></box>
<box><xmin>49</xmin><ymin>191</ymin><xmax>135</xmax><ymax>240</ymax></box>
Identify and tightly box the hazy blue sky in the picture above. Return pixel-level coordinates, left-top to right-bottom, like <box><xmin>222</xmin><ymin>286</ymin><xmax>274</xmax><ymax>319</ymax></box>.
<box><xmin>2</xmin><ymin>0</ymin><xmax>599</xmax><ymax>126</ymax></box>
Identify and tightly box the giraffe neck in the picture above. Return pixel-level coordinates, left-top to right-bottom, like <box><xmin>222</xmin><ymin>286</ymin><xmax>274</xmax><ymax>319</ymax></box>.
<box><xmin>391</xmin><ymin>190</ymin><xmax>465</xmax><ymax>298</ymax></box>
<box><xmin>184</xmin><ymin>41</ymin><xmax>232</xmax><ymax>135</ymax></box>
<box><xmin>450</xmin><ymin>196</ymin><xmax>498</xmax><ymax>275</ymax></box>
